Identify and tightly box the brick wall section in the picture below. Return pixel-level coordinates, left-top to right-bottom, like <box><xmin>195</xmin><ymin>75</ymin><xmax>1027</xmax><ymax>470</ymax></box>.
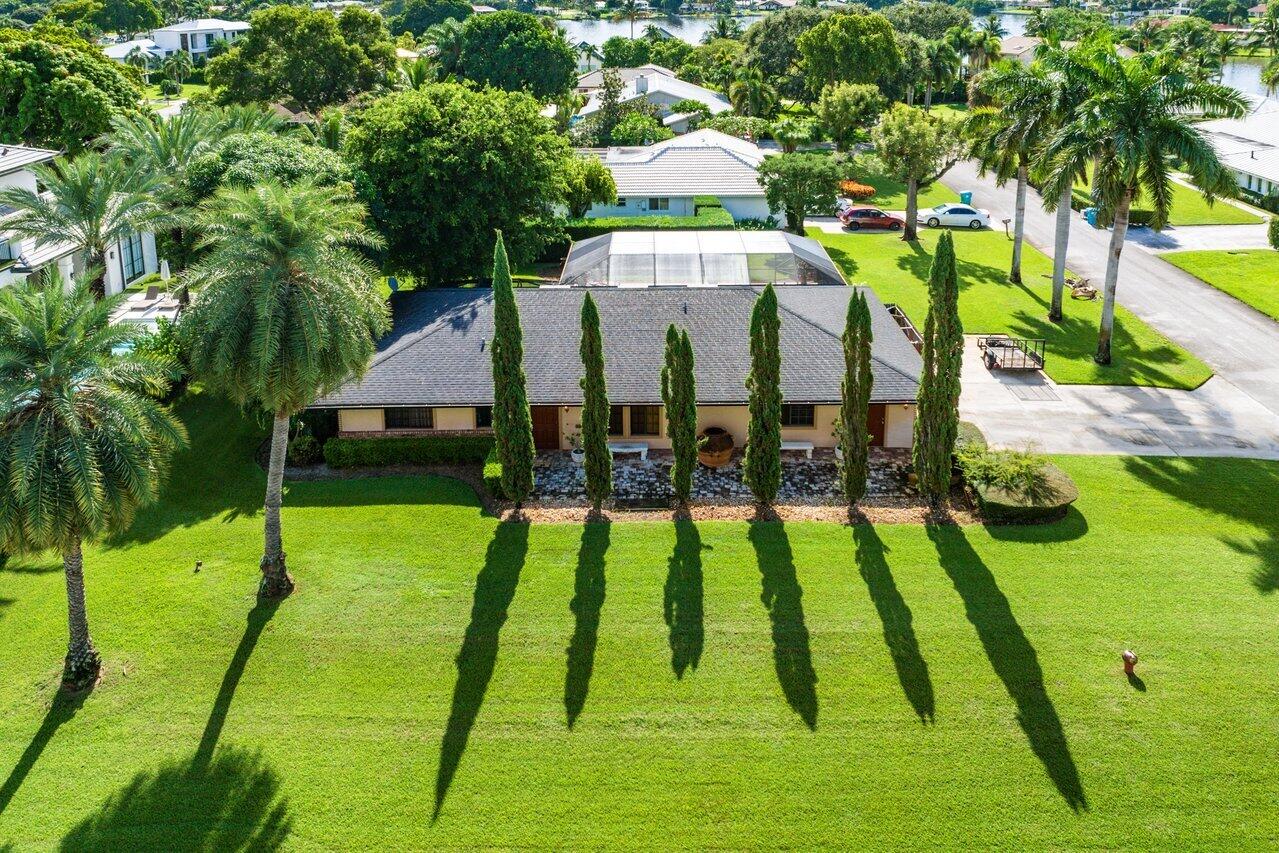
<box><xmin>338</xmin><ymin>428</ymin><xmax>496</xmax><ymax>439</ymax></box>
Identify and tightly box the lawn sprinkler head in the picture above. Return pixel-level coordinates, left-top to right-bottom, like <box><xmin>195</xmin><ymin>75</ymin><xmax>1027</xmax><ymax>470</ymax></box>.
<box><xmin>1122</xmin><ymin>649</ymin><xmax>1138</xmax><ymax>675</ymax></box>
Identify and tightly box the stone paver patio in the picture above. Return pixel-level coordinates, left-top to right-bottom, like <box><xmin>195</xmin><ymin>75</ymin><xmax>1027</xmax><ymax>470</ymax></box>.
<box><xmin>533</xmin><ymin>448</ymin><xmax>914</xmax><ymax>506</ymax></box>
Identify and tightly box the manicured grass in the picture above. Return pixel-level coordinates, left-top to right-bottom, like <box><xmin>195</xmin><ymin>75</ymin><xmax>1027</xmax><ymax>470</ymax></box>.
<box><xmin>2</xmin><ymin>394</ymin><xmax>1278</xmax><ymax>847</ymax></box>
<box><xmin>144</xmin><ymin>82</ymin><xmax>208</xmax><ymax>102</ymax></box>
<box><xmin>1163</xmin><ymin>248</ymin><xmax>1279</xmax><ymax>322</ymax></box>
<box><xmin>814</xmin><ymin>228</ymin><xmax>1213</xmax><ymax>389</ymax></box>
<box><xmin>1074</xmin><ymin>170</ymin><xmax>1264</xmax><ymax>226</ymax></box>
<box><xmin>928</xmin><ymin>102</ymin><xmax>969</xmax><ymax>123</ymax></box>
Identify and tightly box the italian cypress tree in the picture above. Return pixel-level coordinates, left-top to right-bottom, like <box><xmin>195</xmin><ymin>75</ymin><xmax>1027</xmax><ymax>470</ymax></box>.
<box><xmin>580</xmin><ymin>292</ymin><xmax>611</xmax><ymax>513</ymax></box>
<box><xmin>840</xmin><ymin>290</ymin><xmax>873</xmax><ymax>506</ymax></box>
<box><xmin>913</xmin><ymin>230</ymin><xmax>963</xmax><ymax>506</ymax></box>
<box><xmin>662</xmin><ymin>324</ymin><xmax>698</xmax><ymax>505</ymax></box>
<box><xmin>490</xmin><ymin>230</ymin><xmax>536</xmax><ymax>507</ymax></box>
<box><xmin>744</xmin><ymin>284</ymin><xmax>782</xmax><ymax>506</ymax></box>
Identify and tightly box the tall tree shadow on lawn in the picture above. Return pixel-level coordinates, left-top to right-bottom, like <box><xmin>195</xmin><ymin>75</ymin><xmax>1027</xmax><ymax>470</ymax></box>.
<box><xmin>0</xmin><ymin>597</ymin><xmax>13</xmax><ymax>620</ymax></box>
<box><xmin>664</xmin><ymin>516</ymin><xmax>706</xmax><ymax>679</ymax></box>
<box><xmin>564</xmin><ymin>520</ymin><xmax>609</xmax><ymax>729</ymax></box>
<box><xmin>1007</xmin><ymin>310</ymin><xmax>1195</xmax><ymax>388</ymax></box>
<box><xmin>1122</xmin><ymin>457</ymin><xmax>1279</xmax><ymax>595</ymax></box>
<box><xmin>60</xmin><ymin>746</ymin><xmax>292</xmax><ymax>851</ymax></box>
<box><xmin>852</xmin><ymin>526</ymin><xmax>934</xmax><ymax>723</ymax></box>
<box><xmin>927</xmin><ymin>525</ymin><xmax>1087</xmax><ymax>811</ymax></box>
<box><xmin>748</xmin><ymin>519</ymin><xmax>818</xmax><ymax>730</ymax></box>
<box><xmin>195</xmin><ymin>599</ymin><xmax>281</xmax><ymax>770</ymax></box>
<box><xmin>0</xmin><ymin>686</ymin><xmax>94</xmax><ymax>815</ymax></box>
<box><xmin>434</xmin><ymin>521</ymin><xmax>528</xmax><ymax>820</ymax></box>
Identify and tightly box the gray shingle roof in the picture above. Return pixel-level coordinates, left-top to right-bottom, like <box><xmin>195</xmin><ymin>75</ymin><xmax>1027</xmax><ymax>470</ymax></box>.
<box><xmin>314</xmin><ymin>285</ymin><xmax>921</xmax><ymax>409</ymax></box>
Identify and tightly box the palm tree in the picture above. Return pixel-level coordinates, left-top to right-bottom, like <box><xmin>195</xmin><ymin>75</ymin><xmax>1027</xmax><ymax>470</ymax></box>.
<box><xmin>946</xmin><ymin>25</ymin><xmax>999</xmax><ymax>79</ymax></box>
<box><xmin>425</xmin><ymin>18</ymin><xmax>465</xmax><ymax>77</ymax></box>
<box><xmin>209</xmin><ymin>104</ymin><xmax>289</xmax><ymax>136</ymax></box>
<box><xmin>1025</xmin><ymin>9</ymin><xmax>1047</xmax><ymax>38</ymax></box>
<box><xmin>180</xmin><ymin>182</ymin><xmax>389</xmax><ymax>599</ymax></box>
<box><xmin>729</xmin><ymin>66</ymin><xmax>779</xmax><ymax>118</ymax></box>
<box><xmin>107</xmin><ymin>109</ymin><xmax>221</xmax><ymax>178</ymax></box>
<box><xmin>702</xmin><ymin>15</ymin><xmax>742</xmax><ymax>44</ymax></box>
<box><xmin>967</xmin><ymin>61</ymin><xmax>1056</xmax><ymax>285</ymax></box>
<box><xmin>398</xmin><ymin>56</ymin><xmax>437</xmax><ymax>90</ymax></box>
<box><xmin>161</xmin><ymin>49</ymin><xmax>193</xmax><ymax>86</ymax></box>
<box><xmin>1043</xmin><ymin>46</ymin><xmax>1245</xmax><ymax>365</ymax></box>
<box><xmin>125</xmin><ymin>46</ymin><xmax>152</xmax><ymax>85</ymax></box>
<box><xmin>922</xmin><ymin>39</ymin><xmax>961</xmax><ymax>110</ymax></box>
<box><xmin>0</xmin><ymin>275</ymin><xmax>186</xmax><ymax>690</ymax></box>
<box><xmin>0</xmin><ymin>152</ymin><xmax>159</xmax><ymax>299</ymax></box>
<box><xmin>1264</xmin><ymin>56</ymin><xmax>1279</xmax><ymax>93</ymax></box>
<box><xmin>771</xmin><ymin>116</ymin><xmax>814</xmax><ymax>153</ymax></box>
<box><xmin>1249</xmin><ymin>10</ymin><xmax>1279</xmax><ymax>56</ymax></box>
<box><xmin>1206</xmin><ymin>32</ymin><xmax>1236</xmax><ymax>79</ymax></box>
<box><xmin>614</xmin><ymin>0</ymin><xmax>640</xmax><ymax>39</ymax></box>
<box><xmin>980</xmin><ymin>14</ymin><xmax>1007</xmax><ymax>39</ymax></box>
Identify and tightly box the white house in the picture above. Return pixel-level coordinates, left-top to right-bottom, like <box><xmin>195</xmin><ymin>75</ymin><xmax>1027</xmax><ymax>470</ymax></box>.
<box><xmin>150</xmin><ymin>19</ymin><xmax>251</xmax><ymax>59</ymax></box>
<box><xmin>103</xmin><ymin>37</ymin><xmax>164</xmax><ymax>64</ymax></box>
<box><xmin>1199</xmin><ymin>95</ymin><xmax>1279</xmax><ymax>200</ymax></box>
<box><xmin>0</xmin><ymin>146</ymin><xmax>160</xmax><ymax>295</ymax></box>
<box><xmin>585</xmin><ymin>129</ymin><xmax>777</xmax><ymax>222</ymax></box>
<box><xmin>576</xmin><ymin>71</ymin><xmax>732</xmax><ymax>134</ymax></box>
<box><xmin>576</xmin><ymin>64</ymin><xmax>675</xmax><ymax>94</ymax></box>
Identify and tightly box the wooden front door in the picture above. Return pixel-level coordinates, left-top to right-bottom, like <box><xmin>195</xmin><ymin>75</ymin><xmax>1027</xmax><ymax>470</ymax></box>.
<box><xmin>530</xmin><ymin>406</ymin><xmax>561</xmax><ymax>450</ymax></box>
<box><xmin>868</xmin><ymin>404</ymin><xmax>887</xmax><ymax>447</ymax></box>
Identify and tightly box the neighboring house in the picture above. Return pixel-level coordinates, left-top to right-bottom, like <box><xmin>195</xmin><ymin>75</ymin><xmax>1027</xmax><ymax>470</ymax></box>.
<box><xmin>470</xmin><ymin>4</ymin><xmax>498</xmax><ymax>12</ymax></box>
<box><xmin>0</xmin><ymin>146</ymin><xmax>160</xmax><ymax>295</ymax></box>
<box><xmin>103</xmin><ymin>37</ymin><xmax>164</xmax><ymax>64</ymax></box>
<box><xmin>755</xmin><ymin>0</ymin><xmax>798</xmax><ymax>10</ymax></box>
<box><xmin>576</xmin><ymin>64</ymin><xmax>676</xmax><ymax>95</ymax></box>
<box><xmin>573</xmin><ymin>41</ymin><xmax>604</xmax><ymax>74</ymax></box>
<box><xmin>999</xmin><ymin>36</ymin><xmax>1134</xmax><ymax>65</ymax></box>
<box><xmin>1198</xmin><ymin>94</ymin><xmax>1279</xmax><ymax>199</ymax></box>
<box><xmin>312</xmin><ymin>285</ymin><xmax>920</xmax><ymax>451</ymax></box>
<box><xmin>576</xmin><ymin>71</ymin><xmax>732</xmax><ymax>133</ymax></box>
<box><xmin>583</xmin><ymin>129</ymin><xmax>777</xmax><ymax>221</ymax></box>
<box><xmin>150</xmin><ymin>19</ymin><xmax>251</xmax><ymax>59</ymax></box>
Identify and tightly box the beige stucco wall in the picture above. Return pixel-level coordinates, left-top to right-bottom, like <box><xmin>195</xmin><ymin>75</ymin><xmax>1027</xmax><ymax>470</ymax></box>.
<box><xmin>339</xmin><ymin>408</ymin><xmax>384</xmax><ymax>432</ymax></box>
<box><xmin>434</xmin><ymin>407</ymin><xmax>477</xmax><ymax>430</ymax></box>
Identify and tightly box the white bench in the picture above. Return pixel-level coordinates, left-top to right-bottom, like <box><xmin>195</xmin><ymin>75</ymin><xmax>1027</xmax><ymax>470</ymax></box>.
<box><xmin>781</xmin><ymin>440</ymin><xmax>814</xmax><ymax>459</ymax></box>
<box><xmin>608</xmin><ymin>441</ymin><xmax>649</xmax><ymax>461</ymax></box>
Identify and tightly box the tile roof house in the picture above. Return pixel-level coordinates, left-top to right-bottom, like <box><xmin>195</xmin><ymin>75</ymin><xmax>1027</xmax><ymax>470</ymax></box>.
<box><xmin>314</xmin><ymin>284</ymin><xmax>921</xmax><ymax>452</ymax></box>
<box><xmin>575</xmin><ymin>64</ymin><xmax>675</xmax><ymax>94</ymax></box>
<box><xmin>0</xmin><ymin>145</ymin><xmax>159</xmax><ymax>294</ymax></box>
<box><xmin>576</xmin><ymin>71</ymin><xmax>732</xmax><ymax>134</ymax></box>
<box><xmin>584</xmin><ymin>130</ymin><xmax>776</xmax><ymax>221</ymax></box>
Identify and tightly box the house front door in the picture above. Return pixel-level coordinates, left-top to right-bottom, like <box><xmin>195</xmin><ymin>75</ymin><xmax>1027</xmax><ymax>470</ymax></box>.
<box><xmin>530</xmin><ymin>406</ymin><xmax>560</xmax><ymax>450</ymax></box>
<box><xmin>868</xmin><ymin>404</ymin><xmax>886</xmax><ymax>447</ymax></box>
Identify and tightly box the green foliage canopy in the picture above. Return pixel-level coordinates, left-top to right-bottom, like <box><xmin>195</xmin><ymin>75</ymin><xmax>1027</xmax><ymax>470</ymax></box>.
<box><xmin>458</xmin><ymin>10</ymin><xmax>576</xmax><ymax>100</ymax></box>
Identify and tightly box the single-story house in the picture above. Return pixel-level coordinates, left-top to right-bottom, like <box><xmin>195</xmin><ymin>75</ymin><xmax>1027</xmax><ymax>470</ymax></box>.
<box><xmin>576</xmin><ymin>71</ymin><xmax>732</xmax><ymax>134</ymax></box>
<box><xmin>557</xmin><ymin>230</ymin><xmax>845</xmax><ymax>288</ymax></box>
<box><xmin>583</xmin><ymin>129</ymin><xmax>777</xmax><ymax>222</ymax></box>
<box><xmin>576</xmin><ymin>64</ymin><xmax>675</xmax><ymax>94</ymax></box>
<box><xmin>1198</xmin><ymin>94</ymin><xmax>1279</xmax><ymax>198</ymax></box>
<box><xmin>999</xmin><ymin>36</ymin><xmax>1134</xmax><ymax>65</ymax></box>
<box><xmin>312</xmin><ymin>285</ymin><xmax>920</xmax><ymax>451</ymax></box>
<box><xmin>0</xmin><ymin>145</ymin><xmax>159</xmax><ymax>294</ymax></box>
<box><xmin>150</xmin><ymin>18</ymin><xmax>250</xmax><ymax>59</ymax></box>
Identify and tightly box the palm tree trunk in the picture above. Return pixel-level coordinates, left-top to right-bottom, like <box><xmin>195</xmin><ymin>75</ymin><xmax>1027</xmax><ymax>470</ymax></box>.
<box><xmin>62</xmin><ymin>537</ymin><xmax>100</xmax><ymax>690</ymax></box>
<box><xmin>1096</xmin><ymin>190</ymin><xmax>1132</xmax><ymax>366</ymax></box>
<box><xmin>906</xmin><ymin>86</ymin><xmax>915</xmax><ymax>106</ymax></box>
<box><xmin>1010</xmin><ymin>160</ymin><xmax>1028</xmax><ymax>284</ymax></box>
<box><xmin>260</xmin><ymin>412</ymin><xmax>295</xmax><ymax>599</ymax></box>
<box><xmin>903</xmin><ymin>178</ymin><xmax>919</xmax><ymax>242</ymax></box>
<box><xmin>924</xmin><ymin>82</ymin><xmax>933</xmax><ymax>111</ymax></box>
<box><xmin>87</xmin><ymin>247</ymin><xmax>106</xmax><ymax>300</ymax></box>
<box><xmin>1049</xmin><ymin>183</ymin><xmax>1072</xmax><ymax>322</ymax></box>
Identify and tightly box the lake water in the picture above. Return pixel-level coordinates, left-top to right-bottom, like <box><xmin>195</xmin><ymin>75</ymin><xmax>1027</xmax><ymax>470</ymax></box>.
<box><xmin>561</xmin><ymin>11</ymin><xmax>1269</xmax><ymax>98</ymax></box>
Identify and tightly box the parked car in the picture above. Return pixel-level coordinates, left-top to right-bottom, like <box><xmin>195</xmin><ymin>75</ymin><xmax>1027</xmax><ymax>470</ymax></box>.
<box><xmin>839</xmin><ymin>206</ymin><xmax>904</xmax><ymax>231</ymax></box>
<box><xmin>918</xmin><ymin>203</ymin><xmax>991</xmax><ymax>230</ymax></box>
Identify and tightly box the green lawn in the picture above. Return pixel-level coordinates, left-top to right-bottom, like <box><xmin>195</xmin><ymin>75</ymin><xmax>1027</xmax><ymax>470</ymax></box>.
<box><xmin>2</xmin><ymin>394</ymin><xmax>1278</xmax><ymax>847</ymax></box>
<box><xmin>814</xmin><ymin>228</ymin><xmax>1213</xmax><ymax>389</ymax></box>
<box><xmin>1073</xmin><ymin>171</ymin><xmax>1263</xmax><ymax>226</ymax></box>
<box><xmin>144</xmin><ymin>82</ymin><xmax>208</xmax><ymax>102</ymax></box>
<box><xmin>1163</xmin><ymin>248</ymin><xmax>1279</xmax><ymax>322</ymax></box>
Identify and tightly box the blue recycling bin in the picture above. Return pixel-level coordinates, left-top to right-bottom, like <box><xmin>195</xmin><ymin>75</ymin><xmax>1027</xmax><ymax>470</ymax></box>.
<box><xmin>1083</xmin><ymin>207</ymin><xmax>1099</xmax><ymax>228</ymax></box>
<box><xmin>959</xmin><ymin>191</ymin><xmax>973</xmax><ymax>205</ymax></box>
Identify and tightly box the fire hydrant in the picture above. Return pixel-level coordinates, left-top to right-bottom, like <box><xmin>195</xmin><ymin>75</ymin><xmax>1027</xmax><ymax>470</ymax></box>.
<box><xmin>1122</xmin><ymin>649</ymin><xmax>1138</xmax><ymax>675</ymax></box>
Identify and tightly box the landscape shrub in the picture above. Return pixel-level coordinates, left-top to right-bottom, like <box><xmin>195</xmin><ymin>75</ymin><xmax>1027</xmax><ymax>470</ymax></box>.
<box><xmin>483</xmin><ymin>445</ymin><xmax>505</xmax><ymax>499</ymax></box>
<box><xmin>957</xmin><ymin>446</ymin><xmax>1079</xmax><ymax>522</ymax></box>
<box><xmin>566</xmin><ymin>205</ymin><xmax>735</xmax><ymax>239</ymax></box>
<box><xmin>159</xmin><ymin>78</ymin><xmax>182</xmax><ymax>97</ymax></box>
<box><xmin>324</xmin><ymin>433</ymin><xmax>495</xmax><ymax>468</ymax></box>
<box><xmin>955</xmin><ymin>420</ymin><xmax>987</xmax><ymax>453</ymax></box>
<box><xmin>839</xmin><ymin>180</ymin><xmax>875</xmax><ymax>201</ymax></box>
<box><xmin>287</xmin><ymin>434</ymin><xmax>321</xmax><ymax>466</ymax></box>
<box><xmin>703</xmin><ymin>114</ymin><xmax>772</xmax><ymax>141</ymax></box>
<box><xmin>1269</xmin><ymin>217</ymin><xmax>1279</xmax><ymax>251</ymax></box>
<box><xmin>735</xmin><ymin>216</ymin><xmax>780</xmax><ymax>230</ymax></box>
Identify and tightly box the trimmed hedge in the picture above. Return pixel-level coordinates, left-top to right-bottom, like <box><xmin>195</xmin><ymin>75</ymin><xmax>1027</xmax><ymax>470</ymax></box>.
<box><xmin>565</xmin><ymin>205</ymin><xmax>735</xmax><ymax>239</ymax></box>
<box><xmin>975</xmin><ymin>463</ymin><xmax>1079</xmax><ymax>523</ymax></box>
<box><xmin>324</xmin><ymin>434</ymin><xmax>495</xmax><ymax>468</ymax></box>
<box><xmin>483</xmin><ymin>446</ymin><xmax>505</xmax><ymax>499</ymax></box>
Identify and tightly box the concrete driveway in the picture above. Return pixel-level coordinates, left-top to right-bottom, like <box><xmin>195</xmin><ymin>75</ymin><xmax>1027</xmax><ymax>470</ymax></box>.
<box><xmin>1123</xmin><ymin>222</ymin><xmax>1273</xmax><ymax>253</ymax></box>
<box><xmin>959</xmin><ymin>338</ymin><xmax>1279</xmax><ymax>458</ymax></box>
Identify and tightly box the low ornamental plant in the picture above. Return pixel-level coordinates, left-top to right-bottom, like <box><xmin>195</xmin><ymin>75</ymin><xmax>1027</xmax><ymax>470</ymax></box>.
<box><xmin>839</xmin><ymin>180</ymin><xmax>876</xmax><ymax>201</ymax></box>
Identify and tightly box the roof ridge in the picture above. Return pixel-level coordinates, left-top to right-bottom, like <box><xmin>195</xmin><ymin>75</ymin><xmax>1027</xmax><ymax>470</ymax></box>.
<box><xmin>773</xmin><ymin>288</ymin><xmax>921</xmax><ymax>387</ymax></box>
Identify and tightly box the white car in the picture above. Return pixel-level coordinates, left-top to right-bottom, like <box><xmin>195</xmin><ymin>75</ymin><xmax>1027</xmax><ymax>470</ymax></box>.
<box><xmin>918</xmin><ymin>203</ymin><xmax>991</xmax><ymax>230</ymax></box>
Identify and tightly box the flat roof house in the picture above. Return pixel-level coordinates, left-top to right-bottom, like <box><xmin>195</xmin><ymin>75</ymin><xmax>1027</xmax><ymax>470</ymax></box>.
<box><xmin>150</xmin><ymin>19</ymin><xmax>251</xmax><ymax>59</ymax></box>
<box><xmin>0</xmin><ymin>145</ymin><xmax>159</xmax><ymax>294</ymax></box>
<box><xmin>313</xmin><ymin>280</ymin><xmax>921</xmax><ymax>453</ymax></box>
<box><xmin>582</xmin><ymin>129</ymin><xmax>777</xmax><ymax>222</ymax></box>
